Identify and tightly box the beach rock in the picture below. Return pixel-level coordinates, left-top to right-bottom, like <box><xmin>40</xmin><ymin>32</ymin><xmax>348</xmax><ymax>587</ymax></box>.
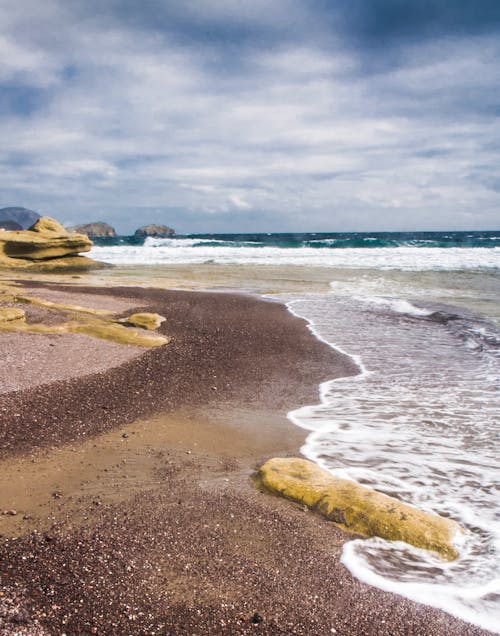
<box><xmin>0</xmin><ymin>217</ymin><xmax>92</xmax><ymax>268</ymax></box>
<box><xmin>0</xmin><ymin>206</ymin><xmax>41</xmax><ymax>229</ymax></box>
<box><xmin>29</xmin><ymin>217</ymin><xmax>67</xmax><ymax>234</ymax></box>
<box><xmin>0</xmin><ymin>307</ymin><xmax>25</xmax><ymax>323</ymax></box>
<box><xmin>257</xmin><ymin>457</ymin><xmax>462</xmax><ymax>560</ymax></box>
<box><xmin>34</xmin><ymin>255</ymin><xmax>105</xmax><ymax>271</ymax></box>
<box><xmin>68</xmin><ymin>222</ymin><xmax>117</xmax><ymax>238</ymax></box>
<box><xmin>67</xmin><ymin>320</ymin><xmax>170</xmax><ymax>347</ymax></box>
<box><xmin>134</xmin><ymin>224</ymin><xmax>175</xmax><ymax>238</ymax></box>
<box><xmin>121</xmin><ymin>312</ymin><xmax>166</xmax><ymax>330</ymax></box>
<box><xmin>0</xmin><ymin>219</ymin><xmax>22</xmax><ymax>231</ymax></box>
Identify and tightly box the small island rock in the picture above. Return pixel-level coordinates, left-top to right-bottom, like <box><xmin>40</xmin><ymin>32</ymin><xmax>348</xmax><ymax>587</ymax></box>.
<box><xmin>134</xmin><ymin>224</ymin><xmax>175</xmax><ymax>238</ymax></box>
<box><xmin>68</xmin><ymin>222</ymin><xmax>117</xmax><ymax>238</ymax></box>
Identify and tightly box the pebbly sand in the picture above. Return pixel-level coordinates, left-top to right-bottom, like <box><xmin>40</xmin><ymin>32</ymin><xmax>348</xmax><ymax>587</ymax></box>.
<box><xmin>0</xmin><ymin>280</ymin><xmax>494</xmax><ymax>635</ymax></box>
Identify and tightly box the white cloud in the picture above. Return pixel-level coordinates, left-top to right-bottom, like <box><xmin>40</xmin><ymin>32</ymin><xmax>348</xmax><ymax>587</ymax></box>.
<box><xmin>0</xmin><ymin>34</ymin><xmax>61</xmax><ymax>85</ymax></box>
<box><xmin>228</xmin><ymin>194</ymin><xmax>251</xmax><ymax>209</ymax></box>
<box><xmin>0</xmin><ymin>1</ymin><xmax>498</xmax><ymax>231</ymax></box>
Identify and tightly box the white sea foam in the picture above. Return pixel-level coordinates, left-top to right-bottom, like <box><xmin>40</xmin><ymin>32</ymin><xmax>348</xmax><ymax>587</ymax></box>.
<box><xmin>341</xmin><ymin>541</ymin><xmax>500</xmax><ymax>634</ymax></box>
<box><xmin>353</xmin><ymin>296</ymin><xmax>433</xmax><ymax>317</ymax></box>
<box><xmin>90</xmin><ymin>240</ymin><xmax>500</xmax><ymax>271</ymax></box>
<box><xmin>285</xmin><ymin>292</ymin><xmax>500</xmax><ymax>632</ymax></box>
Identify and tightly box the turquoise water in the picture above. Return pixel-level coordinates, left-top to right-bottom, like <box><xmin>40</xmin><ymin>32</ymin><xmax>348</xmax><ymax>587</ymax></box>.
<box><xmin>94</xmin><ymin>230</ymin><xmax>500</xmax><ymax>249</ymax></box>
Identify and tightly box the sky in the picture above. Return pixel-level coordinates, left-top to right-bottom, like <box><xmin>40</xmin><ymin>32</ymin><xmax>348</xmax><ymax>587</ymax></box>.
<box><xmin>0</xmin><ymin>0</ymin><xmax>499</xmax><ymax>233</ymax></box>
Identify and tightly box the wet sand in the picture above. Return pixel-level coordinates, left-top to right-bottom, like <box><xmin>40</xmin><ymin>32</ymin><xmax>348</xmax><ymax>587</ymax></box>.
<box><xmin>0</xmin><ymin>280</ymin><xmax>493</xmax><ymax>635</ymax></box>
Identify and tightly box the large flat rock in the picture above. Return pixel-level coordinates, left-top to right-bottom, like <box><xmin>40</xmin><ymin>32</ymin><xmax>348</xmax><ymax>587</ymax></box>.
<box><xmin>0</xmin><ymin>217</ymin><xmax>101</xmax><ymax>270</ymax></box>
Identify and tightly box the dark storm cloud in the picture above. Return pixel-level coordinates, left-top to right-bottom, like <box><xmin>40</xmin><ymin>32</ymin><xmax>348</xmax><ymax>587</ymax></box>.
<box><xmin>0</xmin><ymin>0</ymin><xmax>498</xmax><ymax>231</ymax></box>
<box><xmin>336</xmin><ymin>0</ymin><xmax>500</xmax><ymax>42</ymax></box>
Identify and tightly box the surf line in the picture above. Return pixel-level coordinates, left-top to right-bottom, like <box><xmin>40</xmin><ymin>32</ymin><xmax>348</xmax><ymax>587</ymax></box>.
<box><xmin>285</xmin><ymin>297</ymin><xmax>371</xmax><ymax>478</ymax></box>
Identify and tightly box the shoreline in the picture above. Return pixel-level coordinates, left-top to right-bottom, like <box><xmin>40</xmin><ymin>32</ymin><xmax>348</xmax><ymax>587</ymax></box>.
<box><xmin>1</xmin><ymin>280</ymin><xmax>356</xmax><ymax>459</ymax></box>
<box><xmin>0</xmin><ymin>280</ymin><xmax>493</xmax><ymax>635</ymax></box>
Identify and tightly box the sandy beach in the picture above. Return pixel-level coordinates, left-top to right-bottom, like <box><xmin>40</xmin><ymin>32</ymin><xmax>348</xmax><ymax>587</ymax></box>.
<box><xmin>0</xmin><ymin>280</ymin><xmax>494</xmax><ymax>635</ymax></box>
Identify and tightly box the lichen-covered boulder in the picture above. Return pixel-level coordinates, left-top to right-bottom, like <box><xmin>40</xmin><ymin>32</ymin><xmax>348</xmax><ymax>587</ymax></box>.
<box><xmin>122</xmin><ymin>312</ymin><xmax>166</xmax><ymax>330</ymax></box>
<box><xmin>257</xmin><ymin>457</ymin><xmax>462</xmax><ymax>560</ymax></box>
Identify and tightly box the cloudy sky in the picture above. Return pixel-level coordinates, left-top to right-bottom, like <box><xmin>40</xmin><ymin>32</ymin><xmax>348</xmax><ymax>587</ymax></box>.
<box><xmin>1</xmin><ymin>0</ymin><xmax>499</xmax><ymax>233</ymax></box>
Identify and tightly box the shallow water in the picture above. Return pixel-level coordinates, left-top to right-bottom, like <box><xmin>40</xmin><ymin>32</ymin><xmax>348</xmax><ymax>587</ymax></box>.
<box><xmin>286</xmin><ymin>285</ymin><xmax>500</xmax><ymax>633</ymax></box>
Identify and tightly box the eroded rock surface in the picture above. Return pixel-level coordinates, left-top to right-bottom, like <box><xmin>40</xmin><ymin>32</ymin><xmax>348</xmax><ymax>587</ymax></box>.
<box><xmin>0</xmin><ymin>217</ymin><xmax>102</xmax><ymax>270</ymax></box>
<box><xmin>122</xmin><ymin>312</ymin><xmax>166</xmax><ymax>330</ymax></box>
<box><xmin>257</xmin><ymin>457</ymin><xmax>462</xmax><ymax>560</ymax></box>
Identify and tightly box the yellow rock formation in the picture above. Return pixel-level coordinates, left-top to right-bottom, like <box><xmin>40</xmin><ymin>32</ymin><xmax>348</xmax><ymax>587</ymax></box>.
<box><xmin>0</xmin><ymin>282</ymin><xmax>169</xmax><ymax>347</ymax></box>
<box><xmin>0</xmin><ymin>217</ymin><xmax>102</xmax><ymax>270</ymax></box>
<box><xmin>0</xmin><ymin>307</ymin><xmax>25</xmax><ymax>322</ymax></box>
<box><xmin>121</xmin><ymin>312</ymin><xmax>166</xmax><ymax>330</ymax></box>
<box><xmin>257</xmin><ymin>457</ymin><xmax>462</xmax><ymax>560</ymax></box>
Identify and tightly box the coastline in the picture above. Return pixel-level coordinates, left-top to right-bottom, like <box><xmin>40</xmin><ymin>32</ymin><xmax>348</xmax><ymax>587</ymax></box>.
<box><xmin>0</xmin><ymin>280</ymin><xmax>493</xmax><ymax>635</ymax></box>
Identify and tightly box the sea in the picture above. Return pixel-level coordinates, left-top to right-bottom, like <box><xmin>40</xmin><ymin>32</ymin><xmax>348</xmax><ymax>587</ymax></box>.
<box><xmin>90</xmin><ymin>231</ymin><xmax>500</xmax><ymax>632</ymax></box>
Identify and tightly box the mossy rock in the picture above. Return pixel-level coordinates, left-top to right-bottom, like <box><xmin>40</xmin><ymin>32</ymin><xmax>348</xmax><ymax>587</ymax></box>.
<box><xmin>257</xmin><ymin>457</ymin><xmax>463</xmax><ymax>560</ymax></box>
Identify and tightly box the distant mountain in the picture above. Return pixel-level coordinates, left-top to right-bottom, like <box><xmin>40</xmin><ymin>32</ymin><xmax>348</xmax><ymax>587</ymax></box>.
<box><xmin>0</xmin><ymin>207</ymin><xmax>41</xmax><ymax>229</ymax></box>
<box><xmin>0</xmin><ymin>219</ymin><xmax>22</xmax><ymax>231</ymax></box>
<box><xmin>67</xmin><ymin>222</ymin><xmax>117</xmax><ymax>238</ymax></box>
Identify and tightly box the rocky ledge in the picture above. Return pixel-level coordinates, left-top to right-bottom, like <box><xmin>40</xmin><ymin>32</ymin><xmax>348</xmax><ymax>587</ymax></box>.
<box><xmin>0</xmin><ymin>217</ymin><xmax>104</xmax><ymax>271</ymax></box>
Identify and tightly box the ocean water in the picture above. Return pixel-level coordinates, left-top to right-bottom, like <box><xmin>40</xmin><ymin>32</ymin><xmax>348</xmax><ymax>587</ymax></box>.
<box><xmin>90</xmin><ymin>231</ymin><xmax>500</xmax><ymax>631</ymax></box>
<box><xmin>91</xmin><ymin>231</ymin><xmax>500</xmax><ymax>270</ymax></box>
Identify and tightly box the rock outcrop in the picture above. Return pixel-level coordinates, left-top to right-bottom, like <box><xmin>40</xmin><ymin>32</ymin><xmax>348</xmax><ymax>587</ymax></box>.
<box><xmin>256</xmin><ymin>457</ymin><xmax>462</xmax><ymax>560</ymax></box>
<box><xmin>121</xmin><ymin>312</ymin><xmax>166</xmax><ymax>330</ymax></box>
<box><xmin>0</xmin><ymin>285</ymin><xmax>168</xmax><ymax>347</ymax></box>
<box><xmin>134</xmin><ymin>224</ymin><xmax>175</xmax><ymax>238</ymax></box>
<box><xmin>0</xmin><ymin>217</ymin><xmax>103</xmax><ymax>271</ymax></box>
<box><xmin>68</xmin><ymin>222</ymin><xmax>117</xmax><ymax>238</ymax></box>
<box><xmin>0</xmin><ymin>206</ymin><xmax>41</xmax><ymax>229</ymax></box>
<box><xmin>0</xmin><ymin>220</ymin><xmax>22</xmax><ymax>231</ymax></box>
